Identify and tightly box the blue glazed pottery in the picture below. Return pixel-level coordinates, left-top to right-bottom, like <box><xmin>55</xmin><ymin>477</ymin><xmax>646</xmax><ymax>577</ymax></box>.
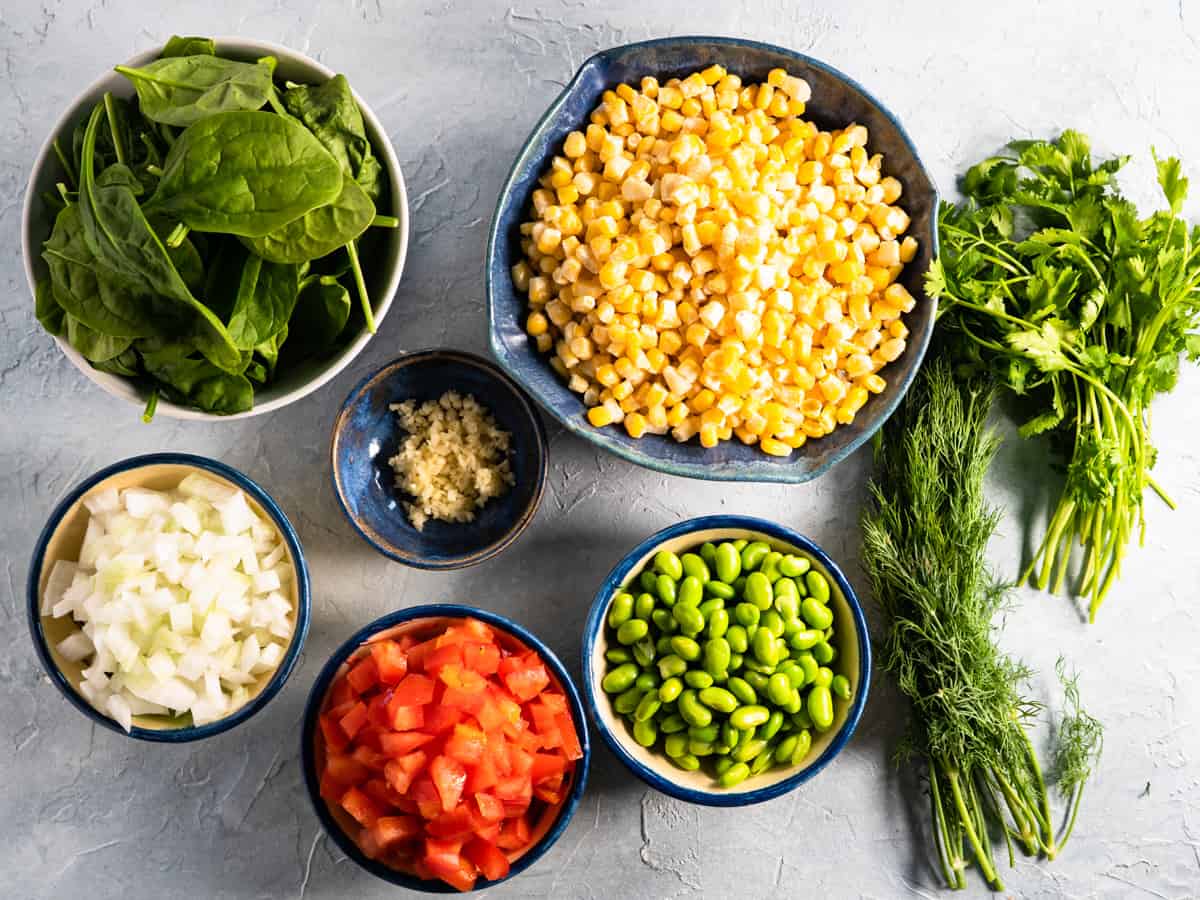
<box><xmin>582</xmin><ymin>515</ymin><xmax>870</xmax><ymax>806</ymax></box>
<box><xmin>301</xmin><ymin>603</ymin><xmax>591</xmax><ymax>892</ymax></box>
<box><xmin>487</xmin><ymin>36</ymin><xmax>938</xmax><ymax>482</ymax></box>
<box><xmin>26</xmin><ymin>453</ymin><xmax>311</xmax><ymax>742</ymax></box>
<box><xmin>330</xmin><ymin>349</ymin><xmax>548</xmax><ymax>569</ymax></box>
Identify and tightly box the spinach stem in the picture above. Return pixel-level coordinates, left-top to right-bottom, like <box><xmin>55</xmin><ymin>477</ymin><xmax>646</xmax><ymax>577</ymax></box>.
<box><xmin>267</xmin><ymin>88</ymin><xmax>289</xmax><ymax>117</ymax></box>
<box><xmin>56</xmin><ymin>182</ymin><xmax>72</xmax><ymax>206</ymax></box>
<box><xmin>165</xmin><ymin>223</ymin><xmax>190</xmax><ymax>249</ymax></box>
<box><xmin>345</xmin><ymin>241</ymin><xmax>376</xmax><ymax>334</ymax></box>
<box><xmin>145</xmin><ymin>164</ymin><xmax>164</xmax><ymax>177</ymax></box>
<box><xmin>52</xmin><ymin>138</ymin><xmax>77</xmax><ymax>191</ymax></box>
<box><xmin>102</xmin><ymin>92</ymin><xmax>127</xmax><ymax>166</ymax></box>
<box><xmin>370</xmin><ymin>214</ymin><xmax>400</xmax><ymax>228</ymax></box>
<box><xmin>141</xmin><ymin>389</ymin><xmax>159</xmax><ymax>424</ymax></box>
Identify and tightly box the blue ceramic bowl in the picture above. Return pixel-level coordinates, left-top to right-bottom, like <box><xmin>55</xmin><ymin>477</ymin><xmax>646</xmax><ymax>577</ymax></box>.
<box><xmin>26</xmin><ymin>452</ymin><xmax>311</xmax><ymax>742</ymax></box>
<box><xmin>487</xmin><ymin>36</ymin><xmax>938</xmax><ymax>483</ymax></box>
<box><xmin>330</xmin><ymin>350</ymin><xmax>548</xmax><ymax>570</ymax></box>
<box><xmin>301</xmin><ymin>604</ymin><xmax>591</xmax><ymax>892</ymax></box>
<box><xmin>582</xmin><ymin>516</ymin><xmax>870</xmax><ymax>806</ymax></box>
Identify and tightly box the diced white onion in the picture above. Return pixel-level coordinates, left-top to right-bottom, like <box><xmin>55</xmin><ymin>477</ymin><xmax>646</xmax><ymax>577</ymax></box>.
<box><xmin>57</xmin><ymin>631</ymin><xmax>95</xmax><ymax>662</ymax></box>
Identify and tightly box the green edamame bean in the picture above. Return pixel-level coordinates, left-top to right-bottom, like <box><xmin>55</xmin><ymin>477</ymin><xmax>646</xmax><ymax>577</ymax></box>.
<box><xmin>767</xmin><ymin>672</ymin><xmax>793</xmax><ymax>706</ymax></box>
<box><xmin>813</xmin><ymin>666</ymin><xmax>834</xmax><ymax>689</ymax></box>
<box><xmin>751</xmin><ymin>626</ymin><xmax>778</xmax><ymax>666</ymax></box>
<box><xmin>726</xmin><ymin>624</ymin><xmax>749</xmax><ymax>653</ymax></box>
<box><xmin>614</xmin><ymin>686</ymin><xmax>644</xmax><ymax>715</ymax></box>
<box><xmin>660</xmin><ymin>713</ymin><xmax>687</xmax><ymax>733</ymax></box>
<box><xmin>750</xmin><ymin>746</ymin><xmax>776</xmax><ymax>775</ymax></box>
<box><xmin>706</xmin><ymin>608</ymin><xmax>730</xmax><ymax>640</ymax></box>
<box><xmin>726</xmin><ymin>676</ymin><xmax>757</xmax><ymax>705</ymax></box>
<box><xmin>703</xmin><ymin>638</ymin><xmax>731</xmax><ymax>676</ymax></box>
<box><xmin>684</xmin><ymin>670</ymin><xmax>713</xmax><ymax>689</ymax></box>
<box><xmin>781</xmin><ymin>663</ymin><xmax>805</xmax><ymax>689</ymax></box>
<box><xmin>669</xmin><ymin>636</ymin><xmax>701</xmax><ymax>661</ymax></box>
<box><xmin>796</xmin><ymin>652</ymin><xmax>819</xmax><ymax>685</ymax></box>
<box><xmin>774</xmin><ymin>579</ymin><xmax>799</xmax><ymax>615</ymax></box>
<box><xmin>730</xmin><ymin>705</ymin><xmax>770</xmax><ymax>730</ymax></box>
<box><xmin>760</xmin><ymin>710</ymin><xmax>785</xmax><ymax>742</ymax></box>
<box><xmin>672</xmin><ymin>753</ymin><xmax>701</xmax><ymax>772</ymax></box>
<box><xmin>719</xmin><ymin>762</ymin><xmax>751</xmax><ymax>788</ymax></box>
<box><xmin>656</xmin><ymin>574</ymin><xmax>678</xmax><ymax>606</ymax></box>
<box><xmin>775</xmin><ymin>734</ymin><xmax>799</xmax><ymax>763</ymax></box>
<box><xmin>743</xmin><ymin>658</ymin><xmax>775</xmax><ymax>676</ymax></box>
<box><xmin>729</xmin><ymin>652</ymin><xmax>744</xmax><ymax>670</ymax></box>
<box><xmin>789</xmin><ymin>629</ymin><xmax>823</xmax><ymax>651</ymax></box>
<box><xmin>659</xmin><ymin>676</ymin><xmax>684</xmax><ymax>703</ymax></box>
<box><xmin>732</xmin><ymin>575</ymin><xmax>748</xmax><ymax>597</ymax></box>
<box><xmin>792</xmin><ymin>708</ymin><xmax>814</xmax><ymax>730</ymax></box>
<box><xmin>608</xmin><ymin>592</ymin><xmax>635</xmax><ymax>629</ymax></box>
<box><xmin>699</xmin><ymin>542</ymin><xmax>718</xmax><ymax>568</ymax></box>
<box><xmin>731</xmin><ymin>538</ymin><xmax>749</xmax><ymax>551</ymax></box>
<box><xmin>782</xmin><ymin>687</ymin><xmax>803</xmax><ymax>714</ymax></box>
<box><xmin>664</xmin><ymin>733</ymin><xmax>688</xmax><ymax>758</ymax></box>
<box><xmin>781</xmin><ymin>616</ymin><xmax>804</xmax><ymax>639</ymax></box>
<box><xmin>635</xmin><ymin>671</ymin><xmax>660</xmax><ymax>692</ymax></box>
<box><xmin>760</xmin><ymin>551</ymin><xmax>783</xmax><ymax>582</ymax></box>
<box><xmin>715</xmin><ymin>542</ymin><xmax>742</xmax><ymax>583</ymax></box>
<box><xmin>713</xmin><ymin>756</ymin><xmax>736</xmax><ymax>778</ymax></box>
<box><xmin>733</xmin><ymin>739</ymin><xmax>768</xmax><ymax>763</ymax></box>
<box><xmin>779</xmin><ymin>554</ymin><xmax>811</xmax><ymax>578</ymax></box>
<box><xmin>632</xmin><ymin>638</ymin><xmax>656</xmax><ymax>667</ymax></box>
<box><xmin>761</xmin><ymin>610</ymin><xmax>785</xmax><ymax>637</ymax></box>
<box><xmin>605</xmin><ymin>648</ymin><xmax>631</xmax><ymax>664</ymax></box>
<box><xmin>704</xmin><ymin>580</ymin><xmax>735</xmax><ymax>600</ymax></box>
<box><xmin>602</xmin><ymin>663</ymin><xmax>638</xmax><ymax>694</ymax></box>
<box><xmin>812</xmin><ymin>641</ymin><xmax>835</xmax><ymax>665</ymax></box>
<box><xmin>745</xmin><ymin>572</ymin><xmax>773</xmax><ymax>611</ymax></box>
<box><xmin>697</xmin><ymin>598</ymin><xmax>724</xmax><ymax>620</ymax></box>
<box><xmin>639</xmin><ymin>570</ymin><xmax>658</xmax><ymax>593</ymax></box>
<box><xmin>734</xmin><ymin>603</ymin><xmax>760</xmax><ymax>628</ymax></box>
<box><xmin>654</xmin><ymin>550</ymin><xmax>683</xmax><ymax>581</ymax></box>
<box><xmin>687</xmin><ymin>724</ymin><xmax>719</xmax><ymax>743</ymax></box>
<box><xmin>632</xmin><ymin>718</ymin><xmax>657</xmax><ymax>747</ymax></box>
<box><xmin>655</xmin><ymin>635</ymin><xmax>674</xmax><ymax>656</ymax></box>
<box><xmin>681</xmin><ymin>553</ymin><xmax>710</xmax><ymax>583</ymax></box>
<box><xmin>740</xmin><ymin>541</ymin><xmax>770</xmax><ymax>572</ymax></box>
<box><xmin>688</xmin><ymin>739</ymin><xmax>715</xmax><ymax>756</ymax></box>
<box><xmin>721</xmin><ymin>721</ymin><xmax>740</xmax><ymax>748</ymax></box>
<box><xmin>677</xmin><ymin>576</ymin><xmax>703</xmax><ymax>608</ymax></box>
<box><xmin>698</xmin><ymin>686</ymin><xmax>738</xmax><ymax>713</ymax></box>
<box><xmin>651</xmin><ymin>609</ymin><xmax>677</xmax><ymax>634</ymax></box>
<box><xmin>805</xmin><ymin>570</ymin><xmax>830</xmax><ymax>604</ymax></box>
<box><xmin>808</xmin><ymin>684</ymin><xmax>834</xmax><ymax>731</ymax></box>
<box><xmin>743</xmin><ymin>671</ymin><xmax>769</xmax><ymax>693</ymax></box>
<box><xmin>673</xmin><ymin>603</ymin><xmax>705</xmax><ymax>636</ymax></box>
<box><xmin>635</xmin><ymin>592</ymin><xmax>656</xmax><ymax>620</ymax></box>
<box><xmin>617</xmin><ymin>619</ymin><xmax>649</xmax><ymax>645</ymax></box>
<box><xmin>789</xmin><ymin>729</ymin><xmax>812</xmax><ymax>765</ymax></box>
<box><xmin>801</xmin><ymin>597</ymin><xmax>833</xmax><ymax>631</ymax></box>
<box><xmin>658</xmin><ymin>654</ymin><xmax>687</xmax><ymax>679</ymax></box>
<box><xmin>678</xmin><ymin>690</ymin><xmax>712</xmax><ymax>727</ymax></box>
<box><xmin>832</xmin><ymin>674</ymin><xmax>852</xmax><ymax>700</ymax></box>
<box><xmin>635</xmin><ymin>693</ymin><xmax>661</xmax><ymax>722</ymax></box>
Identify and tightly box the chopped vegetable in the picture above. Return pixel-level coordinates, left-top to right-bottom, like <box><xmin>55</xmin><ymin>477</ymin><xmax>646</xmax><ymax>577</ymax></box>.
<box><xmin>315</xmin><ymin>617</ymin><xmax>582</xmax><ymax>891</ymax></box>
<box><xmin>929</xmin><ymin>131</ymin><xmax>1200</xmax><ymax>619</ymax></box>
<box><xmin>861</xmin><ymin>358</ymin><xmax>1103</xmax><ymax>890</ymax></box>
<box><xmin>41</xmin><ymin>473</ymin><xmax>295</xmax><ymax>730</ymax></box>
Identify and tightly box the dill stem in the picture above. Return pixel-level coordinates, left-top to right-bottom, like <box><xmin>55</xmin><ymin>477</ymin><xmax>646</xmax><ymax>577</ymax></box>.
<box><xmin>929</xmin><ymin>767</ymin><xmax>963</xmax><ymax>889</ymax></box>
<box><xmin>1056</xmin><ymin>783</ymin><xmax>1088</xmax><ymax>851</ymax></box>
<box><xmin>944</xmin><ymin>762</ymin><xmax>1002</xmax><ymax>889</ymax></box>
<box><xmin>1018</xmin><ymin>727</ymin><xmax>1057</xmax><ymax>857</ymax></box>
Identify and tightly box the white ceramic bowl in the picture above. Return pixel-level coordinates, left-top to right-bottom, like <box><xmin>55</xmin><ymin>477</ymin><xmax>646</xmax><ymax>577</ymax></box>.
<box><xmin>21</xmin><ymin>37</ymin><xmax>409</xmax><ymax>420</ymax></box>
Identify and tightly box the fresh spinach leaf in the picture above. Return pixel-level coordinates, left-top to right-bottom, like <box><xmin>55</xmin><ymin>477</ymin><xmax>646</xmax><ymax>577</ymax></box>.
<box><xmin>254</xmin><ymin>324</ymin><xmax>287</xmax><ymax>380</ymax></box>
<box><xmin>227</xmin><ymin>252</ymin><xmax>301</xmax><ymax>349</ymax></box>
<box><xmin>92</xmin><ymin>347</ymin><xmax>141</xmax><ymax>377</ymax></box>
<box><xmin>139</xmin><ymin>339</ymin><xmax>254</xmax><ymax>414</ymax></box>
<box><xmin>286</xmin><ymin>275</ymin><xmax>351</xmax><ymax>357</ymax></box>
<box><xmin>160</xmin><ymin>35</ymin><xmax>216</xmax><ymax>58</ymax></box>
<box><xmin>115</xmin><ymin>55</ymin><xmax>276</xmax><ymax>127</ymax></box>
<box><xmin>281</xmin><ymin>74</ymin><xmax>382</xmax><ymax>199</ymax></box>
<box><xmin>240</xmin><ymin>176</ymin><xmax>375</xmax><ymax>263</ymax></box>
<box><xmin>145</xmin><ymin>110</ymin><xmax>344</xmax><ymax>237</ymax></box>
<box><xmin>34</xmin><ymin>277</ymin><xmax>65</xmax><ymax>336</ymax></box>
<box><xmin>65</xmin><ymin>314</ymin><xmax>134</xmax><ymax>362</ymax></box>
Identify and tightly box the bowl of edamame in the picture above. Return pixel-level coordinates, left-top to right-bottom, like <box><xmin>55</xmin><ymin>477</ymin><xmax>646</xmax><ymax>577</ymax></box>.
<box><xmin>582</xmin><ymin>515</ymin><xmax>870</xmax><ymax>806</ymax></box>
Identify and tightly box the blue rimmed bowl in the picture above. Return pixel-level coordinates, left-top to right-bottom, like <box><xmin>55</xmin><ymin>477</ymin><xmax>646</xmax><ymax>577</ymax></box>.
<box><xmin>486</xmin><ymin>36</ymin><xmax>938</xmax><ymax>483</ymax></box>
<box><xmin>301</xmin><ymin>603</ymin><xmax>591</xmax><ymax>892</ymax></box>
<box><xmin>26</xmin><ymin>452</ymin><xmax>311</xmax><ymax>742</ymax></box>
<box><xmin>330</xmin><ymin>350</ymin><xmax>548</xmax><ymax>570</ymax></box>
<box><xmin>582</xmin><ymin>515</ymin><xmax>869</xmax><ymax>806</ymax></box>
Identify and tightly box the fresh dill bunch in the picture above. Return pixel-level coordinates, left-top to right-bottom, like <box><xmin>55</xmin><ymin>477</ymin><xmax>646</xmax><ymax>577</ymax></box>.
<box><xmin>862</xmin><ymin>357</ymin><xmax>1102</xmax><ymax>891</ymax></box>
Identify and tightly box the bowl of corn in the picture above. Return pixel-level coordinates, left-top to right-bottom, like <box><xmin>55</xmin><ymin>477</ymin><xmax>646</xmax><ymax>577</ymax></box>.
<box><xmin>486</xmin><ymin>36</ymin><xmax>937</xmax><ymax>482</ymax></box>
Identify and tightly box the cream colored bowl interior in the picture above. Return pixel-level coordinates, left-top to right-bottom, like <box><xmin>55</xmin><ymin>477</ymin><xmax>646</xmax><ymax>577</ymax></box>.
<box><xmin>37</xmin><ymin>463</ymin><xmax>302</xmax><ymax>731</ymax></box>
<box><xmin>590</xmin><ymin>527</ymin><xmax>861</xmax><ymax>798</ymax></box>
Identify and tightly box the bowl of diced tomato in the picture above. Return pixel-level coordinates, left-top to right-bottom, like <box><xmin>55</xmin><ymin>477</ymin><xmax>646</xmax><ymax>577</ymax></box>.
<box><xmin>301</xmin><ymin>604</ymin><xmax>590</xmax><ymax>892</ymax></box>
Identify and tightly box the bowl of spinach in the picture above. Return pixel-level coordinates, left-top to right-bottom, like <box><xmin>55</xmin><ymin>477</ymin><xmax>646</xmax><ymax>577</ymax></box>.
<box><xmin>21</xmin><ymin>35</ymin><xmax>409</xmax><ymax>420</ymax></box>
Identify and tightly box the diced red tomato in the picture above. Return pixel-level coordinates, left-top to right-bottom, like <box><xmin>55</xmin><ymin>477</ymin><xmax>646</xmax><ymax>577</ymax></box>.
<box><xmin>556</xmin><ymin>712</ymin><xmax>584</xmax><ymax>761</ymax></box>
<box><xmin>406</xmin><ymin>637</ymin><xmax>439</xmax><ymax>672</ymax></box>
<box><xmin>430</xmin><ymin>755</ymin><xmax>467</xmax><ymax>812</ymax></box>
<box><xmin>464</xmin><ymin>748</ymin><xmax>498</xmax><ymax>795</ymax></box>
<box><xmin>533</xmin><ymin>773</ymin><xmax>564</xmax><ymax>805</ymax></box>
<box><xmin>319</xmin><ymin>772</ymin><xmax>347</xmax><ymax>804</ymax></box>
<box><xmin>472</xmin><ymin>791</ymin><xmax>504</xmax><ymax>823</ymax></box>
<box><xmin>423</xmin><ymin>839</ymin><xmax>477</xmax><ymax>892</ymax></box>
<box><xmin>384</xmin><ymin>751</ymin><xmax>427</xmax><ymax>796</ymax></box>
<box><xmin>341</xmin><ymin>786</ymin><xmax>384</xmax><ymax>827</ymax></box>
<box><xmin>425</xmin><ymin>805</ymin><xmax>475</xmax><ymax>840</ymax></box>
<box><xmin>329</xmin><ymin>677</ymin><xmax>356</xmax><ymax>709</ymax></box>
<box><xmin>362</xmin><ymin>777</ymin><xmax>406</xmax><ymax>810</ymax></box>
<box><xmin>351</xmin><ymin>743</ymin><xmax>387</xmax><ymax>772</ymax></box>
<box><xmin>319</xmin><ymin>713</ymin><xmax>350</xmax><ymax>752</ymax></box>
<box><xmin>496</xmin><ymin>814</ymin><xmax>531</xmax><ymax>851</ymax></box>
<box><xmin>426</xmin><ymin>705</ymin><xmax>465</xmax><ymax>734</ymax></box>
<box><xmin>461</xmin><ymin>641</ymin><xmax>501</xmax><ymax>675</ymax></box>
<box><xmin>391</xmin><ymin>673</ymin><xmax>436</xmax><ymax>707</ymax></box>
<box><xmin>444</xmin><ymin>724</ymin><xmax>487</xmax><ymax>767</ymax></box>
<box><xmin>324</xmin><ymin>752</ymin><xmax>369</xmax><ymax>786</ymax></box>
<box><xmin>410</xmin><ymin>775</ymin><xmax>443</xmax><ymax>820</ymax></box>
<box><xmin>529</xmin><ymin>752</ymin><xmax>568</xmax><ymax>782</ymax></box>
<box><xmin>465</xmin><ymin>837</ymin><xmax>511</xmax><ymax>882</ymax></box>
<box><xmin>370</xmin><ymin>814</ymin><xmax>422</xmax><ymax>848</ymax></box>
<box><xmin>338</xmin><ymin>701</ymin><xmax>369</xmax><ymax>740</ymax></box>
<box><xmin>501</xmin><ymin>660</ymin><xmax>551</xmax><ymax>702</ymax></box>
<box><xmin>370</xmin><ymin>640</ymin><xmax>409</xmax><ymax>684</ymax></box>
<box><xmin>346</xmin><ymin>656</ymin><xmax>379</xmax><ymax>694</ymax></box>
<box><xmin>380</xmin><ymin>731</ymin><xmax>434</xmax><ymax>758</ymax></box>
<box><xmin>366</xmin><ymin>692</ymin><xmax>392</xmax><ymax>729</ymax></box>
<box><xmin>425</xmin><ymin>643</ymin><xmax>464</xmax><ymax>674</ymax></box>
<box><xmin>540</xmin><ymin>691</ymin><xmax>568</xmax><ymax>714</ymax></box>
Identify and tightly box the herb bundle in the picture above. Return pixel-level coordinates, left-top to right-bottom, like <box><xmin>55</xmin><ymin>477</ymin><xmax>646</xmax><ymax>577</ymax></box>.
<box><xmin>35</xmin><ymin>35</ymin><xmax>398</xmax><ymax>417</ymax></box>
<box><xmin>927</xmin><ymin>132</ymin><xmax>1200</xmax><ymax>619</ymax></box>
<box><xmin>862</xmin><ymin>359</ymin><xmax>1102</xmax><ymax>891</ymax></box>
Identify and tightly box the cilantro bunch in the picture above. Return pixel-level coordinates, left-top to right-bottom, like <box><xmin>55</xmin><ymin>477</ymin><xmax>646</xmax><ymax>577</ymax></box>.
<box><xmin>928</xmin><ymin>132</ymin><xmax>1200</xmax><ymax>620</ymax></box>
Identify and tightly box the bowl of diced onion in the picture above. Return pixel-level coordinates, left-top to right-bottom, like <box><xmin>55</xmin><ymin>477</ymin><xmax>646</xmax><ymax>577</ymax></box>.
<box><xmin>27</xmin><ymin>452</ymin><xmax>310</xmax><ymax>741</ymax></box>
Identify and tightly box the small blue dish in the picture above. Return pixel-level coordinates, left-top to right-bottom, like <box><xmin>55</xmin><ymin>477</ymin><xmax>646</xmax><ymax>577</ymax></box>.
<box><xmin>26</xmin><ymin>452</ymin><xmax>311</xmax><ymax>742</ymax></box>
<box><xmin>487</xmin><ymin>36</ymin><xmax>939</xmax><ymax>483</ymax></box>
<box><xmin>300</xmin><ymin>603</ymin><xmax>591</xmax><ymax>892</ymax></box>
<box><xmin>582</xmin><ymin>515</ymin><xmax>870</xmax><ymax>806</ymax></box>
<box><xmin>330</xmin><ymin>350</ymin><xmax>548</xmax><ymax>570</ymax></box>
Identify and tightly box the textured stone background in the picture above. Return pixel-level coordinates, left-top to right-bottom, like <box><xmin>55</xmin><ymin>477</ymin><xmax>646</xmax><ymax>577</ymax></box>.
<box><xmin>2</xmin><ymin>1</ymin><xmax>1199</xmax><ymax>897</ymax></box>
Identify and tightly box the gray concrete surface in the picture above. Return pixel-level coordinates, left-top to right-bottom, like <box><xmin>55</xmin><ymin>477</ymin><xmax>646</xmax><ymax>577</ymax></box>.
<box><xmin>3</xmin><ymin>1</ymin><xmax>1199</xmax><ymax>897</ymax></box>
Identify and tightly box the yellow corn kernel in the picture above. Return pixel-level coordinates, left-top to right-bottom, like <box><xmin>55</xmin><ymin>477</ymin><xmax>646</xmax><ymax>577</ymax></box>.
<box><xmin>861</xmin><ymin>373</ymin><xmax>887</xmax><ymax>394</ymax></box>
<box><xmin>899</xmin><ymin>236</ymin><xmax>919</xmax><ymax>263</ymax></box>
<box><xmin>666</xmin><ymin>403</ymin><xmax>689</xmax><ymax>426</ymax></box>
<box><xmin>699</xmin><ymin>422</ymin><xmax>719</xmax><ymax>448</ymax></box>
<box><xmin>623</xmin><ymin>412</ymin><xmax>648</xmax><ymax>438</ymax></box>
<box><xmin>587</xmin><ymin>405</ymin><xmax>615</xmax><ymax>427</ymax></box>
<box><xmin>760</xmin><ymin>437</ymin><xmax>792</xmax><ymax>457</ymax></box>
<box><xmin>563</xmin><ymin>131</ymin><xmax>587</xmax><ymax>158</ymax></box>
<box><xmin>535</xmin><ymin>333</ymin><xmax>553</xmax><ymax>353</ymax></box>
<box><xmin>526</xmin><ymin>311</ymin><xmax>549</xmax><ymax>337</ymax></box>
<box><xmin>691</xmin><ymin>389</ymin><xmax>716</xmax><ymax>413</ymax></box>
